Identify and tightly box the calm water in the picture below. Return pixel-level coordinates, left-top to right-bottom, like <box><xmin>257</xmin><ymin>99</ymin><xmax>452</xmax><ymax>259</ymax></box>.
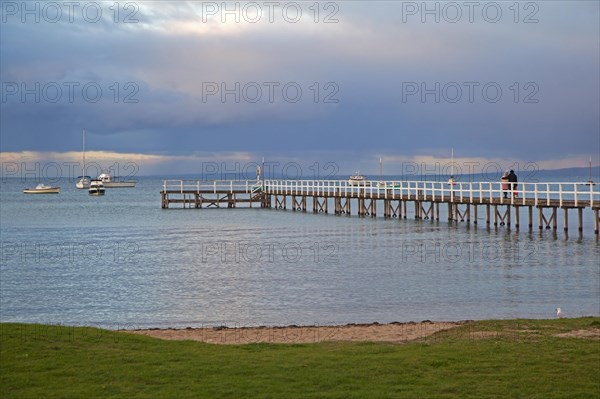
<box><xmin>1</xmin><ymin>177</ymin><xmax>599</xmax><ymax>329</ymax></box>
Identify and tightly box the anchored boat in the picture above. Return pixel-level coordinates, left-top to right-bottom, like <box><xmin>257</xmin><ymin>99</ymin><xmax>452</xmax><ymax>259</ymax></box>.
<box><xmin>349</xmin><ymin>172</ymin><xmax>367</xmax><ymax>186</ymax></box>
<box><xmin>88</xmin><ymin>179</ymin><xmax>105</xmax><ymax>196</ymax></box>
<box><xmin>23</xmin><ymin>184</ymin><xmax>60</xmax><ymax>194</ymax></box>
<box><xmin>98</xmin><ymin>172</ymin><xmax>136</xmax><ymax>188</ymax></box>
<box><xmin>76</xmin><ymin>129</ymin><xmax>91</xmax><ymax>189</ymax></box>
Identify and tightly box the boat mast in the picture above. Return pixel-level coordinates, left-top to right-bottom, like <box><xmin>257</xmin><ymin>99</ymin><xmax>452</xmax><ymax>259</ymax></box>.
<box><xmin>379</xmin><ymin>157</ymin><xmax>383</xmax><ymax>182</ymax></box>
<box><xmin>82</xmin><ymin>128</ymin><xmax>86</xmax><ymax>177</ymax></box>
<box><xmin>589</xmin><ymin>156</ymin><xmax>593</xmax><ymax>182</ymax></box>
<box><xmin>451</xmin><ymin>147</ymin><xmax>454</xmax><ymax>177</ymax></box>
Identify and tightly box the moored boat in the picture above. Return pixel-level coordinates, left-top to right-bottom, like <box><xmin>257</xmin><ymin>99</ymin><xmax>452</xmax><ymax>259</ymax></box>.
<box><xmin>349</xmin><ymin>172</ymin><xmax>367</xmax><ymax>186</ymax></box>
<box><xmin>76</xmin><ymin>129</ymin><xmax>91</xmax><ymax>189</ymax></box>
<box><xmin>88</xmin><ymin>179</ymin><xmax>105</xmax><ymax>196</ymax></box>
<box><xmin>447</xmin><ymin>148</ymin><xmax>456</xmax><ymax>186</ymax></box>
<box><xmin>98</xmin><ymin>172</ymin><xmax>136</xmax><ymax>188</ymax></box>
<box><xmin>23</xmin><ymin>184</ymin><xmax>60</xmax><ymax>194</ymax></box>
<box><xmin>581</xmin><ymin>156</ymin><xmax>595</xmax><ymax>186</ymax></box>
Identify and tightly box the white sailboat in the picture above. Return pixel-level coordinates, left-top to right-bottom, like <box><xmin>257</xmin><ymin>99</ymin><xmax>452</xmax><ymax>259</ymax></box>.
<box><xmin>447</xmin><ymin>148</ymin><xmax>456</xmax><ymax>186</ymax></box>
<box><xmin>75</xmin><ymin>129</ymin><xmax>91</xmax><ymax>189</ymax></box>
<box><xmin>377</xmin><ymin>158</ymin><xmax>386</xmax><ymax>188</ymax></box>
<box><xmin>584</xmin><ymin>156</ymin><xmax>595</xmax><ymax>186</ymax></box>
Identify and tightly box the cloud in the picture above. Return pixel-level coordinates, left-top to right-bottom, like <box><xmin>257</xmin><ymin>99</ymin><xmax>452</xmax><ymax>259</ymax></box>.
<box><xmin>1</xmin><ymin>1</ymin><xmax>598</xmax><ymax>170</ymax></box>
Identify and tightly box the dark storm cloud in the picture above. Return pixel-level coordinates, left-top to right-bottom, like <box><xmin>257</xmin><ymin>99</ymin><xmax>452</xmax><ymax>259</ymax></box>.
<box><xmin>1</xmin><ymin>1</ymin><xmax>598</xmax><ymax>169</ymax></box>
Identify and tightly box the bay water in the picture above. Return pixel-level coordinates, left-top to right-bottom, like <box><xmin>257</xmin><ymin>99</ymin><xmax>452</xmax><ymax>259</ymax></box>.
<box><xmin>1</xmin><ymin>176</ymin><xmax>598</xmax><ymax>329</ymax></box>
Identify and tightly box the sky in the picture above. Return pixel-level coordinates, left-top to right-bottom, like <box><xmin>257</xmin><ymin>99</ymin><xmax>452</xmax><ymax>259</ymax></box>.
<box><xmin>1</xmin><ymin>1</ymin><xmax>599</xmax><ymax>176</ymax></box>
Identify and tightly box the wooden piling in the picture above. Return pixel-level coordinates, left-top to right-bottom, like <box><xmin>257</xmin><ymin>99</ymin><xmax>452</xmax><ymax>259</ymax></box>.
<box><xmin>494</xmin><ymin>205</ymin><xmax>498</xmax><ymax>227</ymax></box>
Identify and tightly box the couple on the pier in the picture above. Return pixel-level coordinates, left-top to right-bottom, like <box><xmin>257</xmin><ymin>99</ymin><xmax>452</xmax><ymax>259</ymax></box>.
<box><xmin>501</xmin><ymin>170</ymin><xmax>518</xmax><ymax>198</ymax></box>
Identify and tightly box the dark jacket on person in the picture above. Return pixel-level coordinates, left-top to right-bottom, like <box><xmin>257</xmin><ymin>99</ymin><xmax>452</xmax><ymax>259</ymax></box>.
<box><xmin>507</xmin><ymin>171</ymin><xmax>518</xmax><ymax>187</ymax></box>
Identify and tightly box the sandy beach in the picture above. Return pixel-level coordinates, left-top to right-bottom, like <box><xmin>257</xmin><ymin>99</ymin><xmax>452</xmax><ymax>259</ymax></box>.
<box><xmin>129</xmin><ymin>321</ymin><xmax>470</xmax><ymax>345</ymax></box>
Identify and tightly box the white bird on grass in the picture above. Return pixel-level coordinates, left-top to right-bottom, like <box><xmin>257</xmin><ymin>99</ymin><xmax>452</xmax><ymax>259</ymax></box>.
<box><xmin>556</xmin><ymin>308</ymin><xmax>565</xmax><ymax>318</ymax></box>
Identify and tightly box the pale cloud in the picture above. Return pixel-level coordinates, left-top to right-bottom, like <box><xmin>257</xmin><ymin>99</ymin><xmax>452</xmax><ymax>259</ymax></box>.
<box><xmin>2</xmin><ymin>151</ymin><xmax>595</xmax><ymax>178</ymax></box>
<box><xmin>1</xmin><ymin>1</ymin><xmax>598</xmax><ymax>169</ymax></box>
<box><xmin>0</xmin><ymin>150</ymin><xmax>253</xmax><ymax>165</ymax></box>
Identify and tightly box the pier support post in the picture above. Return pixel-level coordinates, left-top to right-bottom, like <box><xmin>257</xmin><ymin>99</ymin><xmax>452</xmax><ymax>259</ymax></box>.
<box><xmin>421</xmin><ymin>202</ymin><xmax>434</xmax><ymax>220</ymax></box>
<box><xmin>514</xmin><ymin>206</ymin><xmax>519</xmax><ymax>229</ymax></box>
<box><xmin>538</xmin><ymin>207</ymin><xmax>557</xmax><ymax>230</ymax></box>
<box><xmin>435</xmin><ymin>202</ymin><xmax>440</xmax><ymax>221</ymax></box>
<box><xmin>486</xmin><ymin>204</ymin><xmax>490</xmax><ymax>226</ymax></box>
<box><xmin>494</xmin><ymin>205</ymin><xmax>498</xmax><ymax>227</ymax></box>
<box><xmin>594</xmin><ymin>209</ymin><xmax>599</xmax><ymax>234</ymax></box>
<box><xmin>275</xmin><ymin>195</ymin><xmax>286</xmax><ymax>210</ymax></box>
<box><xmin>578</xmin><ymin>208</ymin><xmax>583</xmax><ymax>232</ymax></box>
<box><xmin>292</xmin><ymin>196</ymin><xmax>306</xmax><ymax>212</ymax></box>
<box><xmin>528</xmin><ymin>206</ymin><xmax>533</xmax><ymax>230</ymax></box>
<box><xmin>313</xmin><ymin>197</ymin><xmax>327</xmax><ymax>213</ymax></box>
<box><xmin>563</xmin><ymin>208</ymin><xmax>569</xmax><ymax>232</ymax></box>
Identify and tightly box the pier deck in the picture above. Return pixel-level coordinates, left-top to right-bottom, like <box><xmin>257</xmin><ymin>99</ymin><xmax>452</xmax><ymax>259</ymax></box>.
<box><xmin>160</xmin><ymin>179</ymin><xmax>600</xmax><ymax>235</ymax></box>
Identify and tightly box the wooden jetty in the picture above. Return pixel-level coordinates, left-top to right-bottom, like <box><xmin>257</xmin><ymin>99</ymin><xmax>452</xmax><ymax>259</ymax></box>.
<box><xmin>161</xmin><ymin>179</ymin><xmax>600</xmax><ymax>235</ymax></box>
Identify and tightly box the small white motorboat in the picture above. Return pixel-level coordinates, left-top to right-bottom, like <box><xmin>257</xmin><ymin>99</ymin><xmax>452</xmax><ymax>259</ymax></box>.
<box><xmin>88</xmin><ymin>179</ymin><xmax>105</xmax><ymax>196</ymax></box>
<box><xmin>349</xmin><ymin>172</ymin><xmax>367</xmax><ymax>186</ymax></box>
<box><xmin>23</xmin><ymin>184</ymin><xmax>60</xmax><ymax>194</ymax></box>
<box><xmin>98</xmin><ymin>172</ymin><xmax>136</xmax><ymax>188</ymax></box>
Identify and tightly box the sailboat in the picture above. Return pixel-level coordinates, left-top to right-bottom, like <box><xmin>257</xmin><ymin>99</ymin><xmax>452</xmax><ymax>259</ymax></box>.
<box><xmin>583</xmin><ymin>156</ymin><xmax>595</xmax><ymax>186</ymax></box>
<box><xmin>447</xmin><ymin>148</ymin><xmax>456</xmax><ymax>186</ymax></box>
<box><xmin>377</xmin><ymin>158</ymin><xmax>386</xmax><ymax>188</ymax></box>
<box><xmin>75</xmin><ymin>129</ymin><xmax>91</xmax><ymax>189</ymax></box>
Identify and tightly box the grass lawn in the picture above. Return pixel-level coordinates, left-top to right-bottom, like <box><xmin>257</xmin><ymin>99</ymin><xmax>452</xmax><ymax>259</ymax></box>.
<box><xmin>1</xmin><ymin>318</ymin><xmax>599</xmax><ymax>398</ymax></box>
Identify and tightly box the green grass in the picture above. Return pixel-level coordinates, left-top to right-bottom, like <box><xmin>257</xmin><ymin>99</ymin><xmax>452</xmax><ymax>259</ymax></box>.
<box><xmin>1</xmin><ymin>318</ymin><xmax>599</xmax><ymax>398</ymax></box>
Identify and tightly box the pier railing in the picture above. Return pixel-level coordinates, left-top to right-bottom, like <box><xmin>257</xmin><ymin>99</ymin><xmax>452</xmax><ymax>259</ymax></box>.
<box><xmin>162</xmin><ymin>179</ymin><xmax>263</xmax><ymax>194</ymax></box>
<box><xmin>262</xmin><ymin>180</ymin><xmax>599</xmax><ymax>207</ymax></box>
<box><xmin>162</xmin><ymin>179</ymin><xmax>599</xmax><ymax>207</ymax></box>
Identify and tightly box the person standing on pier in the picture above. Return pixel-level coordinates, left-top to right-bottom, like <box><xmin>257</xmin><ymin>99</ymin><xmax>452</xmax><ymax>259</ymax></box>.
<box><xmin>507</xmin><ymin>170</ymin><xmax>518</xmax><ymax>197</ymax></box>
<box><xmin>501</xmin><ymin>171</ymin><xmax>510</xmax><ymax>198</ymax></box>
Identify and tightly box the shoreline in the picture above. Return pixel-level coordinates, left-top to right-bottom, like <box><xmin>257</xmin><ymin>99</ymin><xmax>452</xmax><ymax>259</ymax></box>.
<box><xmin>129</xmin><ymin>320</ymin><xmax>472</xmax><ymax>344</ymax></box>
